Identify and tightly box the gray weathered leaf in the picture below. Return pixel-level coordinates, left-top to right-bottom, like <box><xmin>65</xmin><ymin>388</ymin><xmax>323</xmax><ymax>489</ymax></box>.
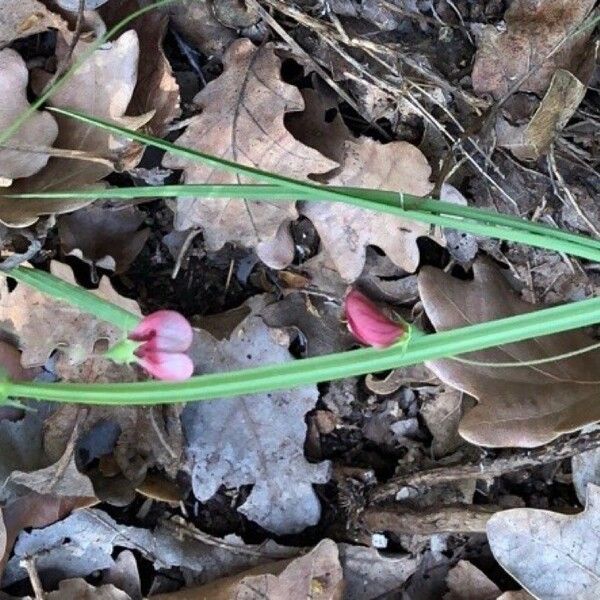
<box><xmin>185</xmin><ymin>299</ymin><xmax>331</xmax><ymax>534</ymax></box>
<box><xmin>487</xmin><ymin>484</ymin><xmax>600</xmax><ymax>599</ymax></box>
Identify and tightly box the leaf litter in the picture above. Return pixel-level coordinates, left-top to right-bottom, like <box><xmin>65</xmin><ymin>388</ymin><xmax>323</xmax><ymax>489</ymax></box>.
<box><xmin>0</xmin><ymin>0</ymin><xmax>598</xmax><ymax>597</ymax></box>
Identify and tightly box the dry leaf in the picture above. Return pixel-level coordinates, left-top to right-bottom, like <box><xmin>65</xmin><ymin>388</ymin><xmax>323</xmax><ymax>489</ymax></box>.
<box><xmin>45</xmin><ymin>579</ymin><xmax>131</xmax><ymax>600</ymax></box>
<box><xmin>487</xmin><ymin>484</ymin><xmax>600</xmax><ymax>599</ymax></box>
<box><xmin>0</xmin><ymin>31</ymin><xmax>142</xmax><ymax>226</ymax></box>
<box><xmin>292</xmin><ymin>86</ymin><xmax>435</xmax><ymax>281</ymax></box>
<box><xmin>419</xmin><ymin>259</ymin><xmax>600</xmax><ymax>447</ymax></box>
<box><xmin>160</xmin><ymin>539</ymin><xmax>343</xmax><ymax>600</ymax></box>
<box><xmin>0</xmin><ymin>0</ymin><xmax>65</xmax><ymax>47</ymax></box>
<box><xmin>102</xmin><ymin>0</ymin><xmax>181</xmax><ymax>136</ymax></box>
<box><xmin>496</xmin><ymin>69</ymin><xmax>587</xmax><ymax>161</ymax></box>
<box><xmin>58</xmin><ymin>205</ymin><xmax>149</xmax><ymax>273</ymax></box>
<box><xmin>3</xmin><ymin>507</ymin><xmax>297</xmax><ymax>587</ymax></box>
<box><xmin>0</xmin><ymin>49</ymin><xmax>58</xmax><ymax>182</ymax></box>
<box><xmin>571</xmin><ymin>427</ymin><xmax>600</xmax><ymax>504</ymax></box>
<box><xmin>261</xmin><ymin>293</ymin><xmax>352</xmax><ymax>357</ymax></box>
<box><xmin>421</xmin><ymin>389</ymin><xmax>465</xmax><ymax>458</ymax></box>
<box><xmin>0</xmin><ymin>261</ymin><xmax>141</xmax><ymax>367</ymax></box>
<box><xmin>185</xmin><ymin>297</ymin><xmax>331</xmax><ymax>534</ymax></box>
<box><xmin>163</xmin><ymin>39</ymin><xmax>337</xmax><ymax>269</ymax></box>
<box><xmin>444</xmin><ymin>560</ymin><xmax>501</xmax><ymax>600</ymax></box>
<box><xmin>160</xmin><ymin>0</ymin><xmax>236</xmax><ymax>58</ymax></box>
<box><xmin>472</xmin><ymin>0</ymin><xmax>596</xmax><ymax>98</ymax></box>
<box><xmin>337</xmin><ymin>544</ymin><xmax>418</xmax><ymax>600</ymax></box>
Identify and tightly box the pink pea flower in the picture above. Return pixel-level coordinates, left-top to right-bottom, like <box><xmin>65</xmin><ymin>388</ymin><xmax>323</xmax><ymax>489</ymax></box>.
<box><xmin>128</xmin><ymin>310</ymin><xmax>194</xmax><ymax>381</ymax></box>
<box><xmin>344</xmin><ymin>289</ymin><xmax>406</xmax><ymax>348</ymax></box>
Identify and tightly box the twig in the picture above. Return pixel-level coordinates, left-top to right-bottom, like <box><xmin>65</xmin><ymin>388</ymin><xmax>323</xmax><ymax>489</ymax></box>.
<box><xmin>369</xmin><ymin>427</ymin><xmax>600</xmax><ymax>503</ymax></box>
<box><xmin>20</xmin><ymin>557</ymin><xmax>45</xmax><ymax>600</ymax></box>
<box><xmin>361</xmin><ymin>504</ymin><xmax>501</xmax><ymax>535</ymax></box>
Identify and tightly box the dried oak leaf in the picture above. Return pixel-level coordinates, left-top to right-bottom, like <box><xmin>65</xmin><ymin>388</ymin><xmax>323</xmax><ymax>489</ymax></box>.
<box><xmin>0</xmin><ymin>31</ymin><xmax>142</xmax><ymax>227</ymax></box>
<box><xmin>290</xmin><ymin>86</ymin><xmax>434</xmax><ymax>281</ymax></box>
<box><xmin>487</xmin><ymin>484</ymin><xmax>600</xmax><ymax>599</ymax></box>
<box><xmin>58</xmin><ymin>205</ymin><xmax>150</xmax><ymax>273</ymax></box>
<box><xmin>162</xmin><ymin>39</ymin><xmax>338</xmax><ymax>270</ymax></box>
<box><xmin>185</xmin><ymin>297</ymin><xmax>330</xmax><ymax>534</ymax></box>
<box><xmin>472</xmin><ymin>0</ymin><xmax>596</xmax><ymax>98</ymax></box>
<box><xmin>101</xmin><ymin>0</ymin><xmax>181</xmax><ymax>136</ymax></box>
<box><xmin>496</xmin><ymin>69</ymin><xmax>586</xmax><ymax>161</ymax></box>
<box><xmin>0</xmin><ymin>49</ymin><xmax>58</xmax><ymax>183</ymax></box>
<box><xmin>169</xmin><ymin>539</ymin><xmax>343</xmax><ymax>600</ymax></box>
<box><xmin>0</xmin><ymin>261</ymin><xmax>141</xmax><ymax>367</ymax></box>
<box><xmin>0</xmin><ymin>0</ymin><xmax>66</xmax><ymax>47</ymax></box>
<box><xmin>419</xmin><ymin>259</ymin><xmax>600</xmax><ymax>447</ymax></box>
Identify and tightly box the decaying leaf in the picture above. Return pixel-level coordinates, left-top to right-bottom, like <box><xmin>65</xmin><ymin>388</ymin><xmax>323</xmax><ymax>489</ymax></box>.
<box><xmin>496</xmin><ymin>69</ymin><xmax>587</xmax><ymax>161</ymax></box>
<box><xmin>337</xmin><ymin>544</ymin><xmax>418</xmax><ymax>600</ymax></box>
<box><xmin>421</xmin><ymin>389</ymin><xmax>465</xmax><ymax>458</ymax></box>
<box><xmin>291</xmin><ymin>85</ymin><xmax>435</xmax><ymax>281</ymax></box>
<box><xmin>44</xmin><ymin>579</ymin><xmax>131</xmax><ymax>600</ymax></box>
<box><xmin>2</xmin><ymin>507</ymin><xmax>297</xmax><ymax>587</ymax></box>
<box><xmin>0</xmin><ymin>31</ymin><xmax>143</xmax><ymax>226</ymax></box>
<box><xmin>487</xmin><ymin>484</ymin><xmax>600</xmax><ymax>599</ymax></box>
<box><xmin>572</xmin><ymin>427</ymin><xmax>600</xmax><ymax>504</ymax></box>
<box><xmin>58</xmin><ymin>205</ymin><xmax>150</xmax><ymax>273</ymax></box>
<box><xmin>472</xmin><ymin>0</ymin><xmax>596</xmax><ymax>98</ymax></box>
<box><xmin>163</xmin><ymin>39</ymin><xmax>338</xmax><ymax>269</ymax></box>
<box><xmin>101</xmin><ymin>0</ymin><xmax>181</xmax><ymax>136</ymax></box>
<box><xmin>185</xmin><ymin>297</ymin><xmax>331</xmax><ymax>534</ymax></box>
<box><xmin>0</xmin><ymin>49</ymin><xmax>58</xmax><ymax>182</ymax></box>
<box><xmin>444</xmin><ymin>560</ymin><xmax>501</xmax><ymax>600</ymax></box>
<box><xmin>419</xmin><ymin>259</ymin><xmax>600</xmax><ymax>447</ymax></box>
<box><xmin>0</xmin><ymin>0</ymin><xmax>66</xmax><ymax>47</ymax></box>
<box><xmin>261</xmin><ymin>293</ymin><xmax>352</xmax><ymax>357</ymax></box>
<box><xmin>0</xmin><ymin>261</ymin><xmax>141</xmax><ymax>367</ymax></box>
<box><xmin>160</xmin><ymin>539</ymin><xmax>343</xmax><ymax>600</ymax></box>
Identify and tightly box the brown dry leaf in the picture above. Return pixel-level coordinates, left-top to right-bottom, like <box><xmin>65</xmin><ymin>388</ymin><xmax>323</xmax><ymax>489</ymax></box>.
<box><xmin>160</xmin><ymin>0</ymin><xmax>236</xmax><ymax>58</ymax></box>
<box><xmin>421</xmin><ymin>389</ymin><xmax>465</xmax><ymax>458</ymax></box>
<box><xmin>419</xmin><ymin>259</ymin><xmax>600</xmax><ymax>447</ymax></box>
<box><xmin>101</xmin><ymin>0</ymin><xmax>181</xmax><ymax>136</ymax></box>
<box><xmin>162</xmin><ymin>39</ymin><xmax>338</xmax><ymax>269</ymax></box>
<box><xmin>58</xmin><ymin>205</ymin><xmax>149</xmax><ymax>273</ymax></box>
<box><xmin>261</xmin><ymin>293</ymin><xmax>352</xmax><ymax>357</ymax></box>
<box><xmin>0</xmin><ymin>0</ymin><xmax>66</xmax><ymax>47</ymax></box>
<box><xmin>487</xmin><ymin>484</ymin><xmax>600</xmax><ymax>599</ymax></box>
<box><xmin>444</xmin><ymin>560</ymin><xmax>501</xmax><ymax>600</ymax></box>
<box><xmin>0</xmin><ymin>261</ymin><xmax>141</xmax><ymax>367</ymax></box>
<box><xmin>153</xmin><ymin>539</ymin><xmax>343</xmax><ymax>600</ymax></box>
<box><xmin>496</xmin><ymin>69</ymin><xmax>587</xmax><ymax>161</ymax></box>
<box><xmin>43</xmin><ymin>402</ymin><xmax>184</xmax><ymax>499</ymax></box>
<box><xmin>472</xmin><ymin>0</ymin><xmax>596</xmax><ymax>98</ymax></box>
<box><xmin>0</xmin><ymin>49</ymin><xmax>58</xmax><ymax>182</ymax></box>
<box><xmin>0</xmin><ymin>31</ymin><xmax>143</xmax><ymax>227</ymax></box>
<box><xmin>45</xmin><ymin>579</ymin><xmax>132</xmax><ymax>600</ymax></box>
<box><xmin>290</xmin><ymin>85</ymin><xmax>435</xmax><ymax>281</ymax></box>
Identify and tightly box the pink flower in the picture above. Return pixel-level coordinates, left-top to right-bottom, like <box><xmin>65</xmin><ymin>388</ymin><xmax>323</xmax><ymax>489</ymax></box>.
<box><xmin>128</xmin><ymin>310</ymin><xmax>194</xmax><ymax>381</ymax></box>
<box><xmin>344</xmin><ymin>289</ymin><xmax>406</xmax><ymax>348</ymax></box>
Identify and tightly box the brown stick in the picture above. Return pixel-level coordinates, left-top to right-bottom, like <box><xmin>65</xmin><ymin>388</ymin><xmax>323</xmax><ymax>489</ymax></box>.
<box><xmin>369</xmin><ymin>428</ymin><xmax>600</xmax><ymax>504</ymax></box>
<box><xmin>361</xmin><ymin>505</ymin><xmax>501</xmax><ymax>535</ymax></box>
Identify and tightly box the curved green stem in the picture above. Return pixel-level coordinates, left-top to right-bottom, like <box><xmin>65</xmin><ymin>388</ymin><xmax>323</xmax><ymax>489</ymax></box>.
<box><xmin>6</xmin><ymin>295</ymin><xmax>600</xmax><ymax>405</ymax></box>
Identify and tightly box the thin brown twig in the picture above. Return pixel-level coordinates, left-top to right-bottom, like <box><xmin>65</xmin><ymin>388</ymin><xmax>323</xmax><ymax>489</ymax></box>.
<box><xmin>369</xmin><ymin>427</ymin><xmax>600</xmax><ymax>504</ymax></box>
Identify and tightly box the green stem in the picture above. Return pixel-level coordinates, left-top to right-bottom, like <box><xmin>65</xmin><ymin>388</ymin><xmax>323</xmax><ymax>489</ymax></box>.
<box><xmin>41</xmin><ymin>109</ymin><xmax>600</xmax><ymax>262</ymax></box>
<box><xmin>8</xmin><ymin>267</ymin><xmax>140</xmax><ymax>331</ymax></box>
<box><xmin>6</xmin><ymin>295</ymin><xmax>600</xmax><ymax>405</ymax></box>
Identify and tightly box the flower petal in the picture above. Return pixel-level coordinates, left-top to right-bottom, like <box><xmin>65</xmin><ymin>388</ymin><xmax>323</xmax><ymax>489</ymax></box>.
<box><xmin>129</xmin><ymin>310</ymin><xmax>193</xmax><ymax>352</ymax></box>
<box><xmin>344</xmin><ymin>289</ymin><xmax>405</xmax><ymax>348</ymax></box>
<box><xmin>137</xmin><ymin>352</ymin><xmax>194</xmax><ymax>381</ymax></box>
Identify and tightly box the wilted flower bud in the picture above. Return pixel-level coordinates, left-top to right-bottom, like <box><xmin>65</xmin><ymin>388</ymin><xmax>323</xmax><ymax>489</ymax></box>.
<box><xmin>344</xmin><ymin>289</ymin><xmax>406</xmax><ymax>348</ymax></box>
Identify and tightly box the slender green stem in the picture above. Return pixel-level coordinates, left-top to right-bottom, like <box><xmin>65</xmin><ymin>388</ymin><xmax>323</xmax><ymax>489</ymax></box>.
<box><xmin>41</xmin><ymin>109</ymin><xmax>600</xmax><ymax>262</ymax></box>
<box><xmin>8</xmin><ymin>267</ymin><xmax>139</xmax><ymax>331</ymax></box>
<box><xmin>6</xmin><ymin>295</ymin><xmax>600</xmax><ymax>405</ymax></box>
